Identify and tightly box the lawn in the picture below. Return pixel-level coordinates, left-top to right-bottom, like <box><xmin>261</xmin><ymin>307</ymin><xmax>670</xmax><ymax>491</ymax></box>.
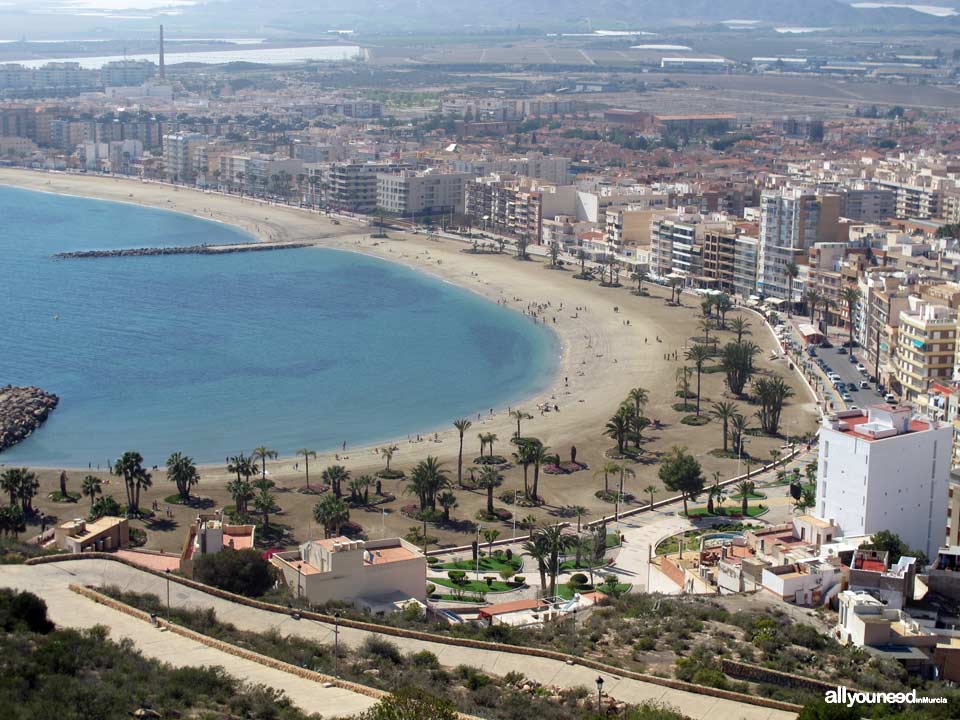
<box><xmin>431</xmin><ymin>577</ymin><xmax>518</xmax><ymax>593</ymax></box>
<box><xmin>684</xmin><ymin>505</ymin><xmax>767</xmax><ymax>518</ymax></box>
<box><xmin>555</xmin><ymin>583</ymin><xmax>631</xmax><ymax>600</ymax></box>
<box><xmin>436</xmin><ymin>555</ymin><xmax>522</xmax><ymax>573</ymax></box>
<box><xmin>655</xmin><ymin>532</ymin><xmax>702</xmax><ymax>556</ymax></box>
<box><xmin>727</xmin><ymin>491</ymin><xmax>766</xmax><ymax>500</ymax></box>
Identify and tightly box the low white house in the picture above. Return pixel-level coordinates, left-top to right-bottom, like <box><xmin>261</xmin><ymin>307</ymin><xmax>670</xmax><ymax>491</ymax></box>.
<box><xmin>761</xmin><ymin>555</ymin><xmax>845</xmax><ymax>606</ymax></box>
<box><xmin>271</xmin><ymin>536</ymin><xmax>426</xmax><ymax>611</ymax></box>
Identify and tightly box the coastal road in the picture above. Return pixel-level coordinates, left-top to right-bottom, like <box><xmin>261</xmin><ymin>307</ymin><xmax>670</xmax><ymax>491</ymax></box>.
<box><xmin>0</xmin><ymin>562</ymin><xmax>377</xmax><ymax>718</ymax></box>
<box><xmin>0</xmin><ymin>560</ymin><xmax>796</xmax><ymax>720</ymax></box>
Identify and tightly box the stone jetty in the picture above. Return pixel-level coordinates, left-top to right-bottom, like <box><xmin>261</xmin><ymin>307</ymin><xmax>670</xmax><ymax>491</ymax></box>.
<box><xmin>53</xmin><ymin>241</ymin><xmax>311</xmax><ymax>260</ymax></box>
<box><xmin>0</xmin><ymin>385</ymin><xmax>59</xmax><ymax>453</ymax></box>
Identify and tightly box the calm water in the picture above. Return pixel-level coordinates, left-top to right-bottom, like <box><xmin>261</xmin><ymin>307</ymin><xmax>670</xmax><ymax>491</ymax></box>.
<box><xmin>16</xmin><ymin>45</ymin><xmax>362</xmax><ymax>68</ymax></box>
<box><xmin>0</xmin><ymin>186</ymin><xmax>557</xmax><ymax>466</ymax></box>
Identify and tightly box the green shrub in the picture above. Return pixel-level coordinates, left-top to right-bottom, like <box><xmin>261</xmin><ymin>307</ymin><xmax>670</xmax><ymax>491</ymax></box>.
<box><xmin>193</xmin><ymin>548</ymin><xmax>275</xmax><ymax>597</ymax></box>
<box><xmin>363</xmin><ymin>636</ymin><xmax>403</xmax><ymax>664</ymax></box>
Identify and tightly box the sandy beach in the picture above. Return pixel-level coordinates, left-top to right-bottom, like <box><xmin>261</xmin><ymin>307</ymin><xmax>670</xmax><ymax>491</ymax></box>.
<box><xmin>0</xmin><ymin>168</ymin><xmax>819</xmax><ymax>548</ymax></box>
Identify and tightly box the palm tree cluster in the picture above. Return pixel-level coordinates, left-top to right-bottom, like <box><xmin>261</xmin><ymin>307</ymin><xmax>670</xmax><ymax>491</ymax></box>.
<box><xmin>404</xmin><ymin>456</ymin><xmax>451</xmax><ymax>513</ymax></box>
<box><xmin>510</xmin><ymin>438</ymin><xmax>556</xmax><ymax>502</ymax></box>
<box><xmin>113</xmin><ymin>451</ymin><xmax>152</xmax><ymax>516</ymax></box>
<box><xmin>226</xmin><ymin>452</ymin><xmax>259</xmax><ymax>517</ymax></box>
<box><xmin>700</xmin><ymin>292</ymin><xmax>734</xmax><ymax>328</ymax></box>
<box><xmin>753</xmin><ymin>376</ymin><xmax>795</xmax><ymax>436</ymax></box>
<box><xmin>721</xmin><ymin>339</ymin><xmax>761</xmax><ymax>396</ymax></box>
<box><xmin>166</xmin><ymin>452</ymin><xmax>199</xmax><ymax>502</ymax></box>
<box><xmin>476</xmin><ymin>432</ymin><xmax>499</xmax><ymax>460</ymax></box>
<box><xmin>604</xmin><ymin>386</ymin><xmax>650</xmax><ymax>456</ymax></box>
<box><xmin>0</xmin><ymin>467</ymin><xmax>39</xmax><ymax>516</ymax></box>
<box><xmin>313</xmin><ymin>493</ymin><xmax>350</xmax><ymax>538</ymax></box>
<box><xmin>523</xmin><ymin>522</ymin><xmax>611</xmax><ymax>597</ymax></box>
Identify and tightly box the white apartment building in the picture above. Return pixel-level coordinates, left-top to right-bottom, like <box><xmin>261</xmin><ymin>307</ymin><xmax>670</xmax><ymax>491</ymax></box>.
<box><xmin>894</xmin><ymin>297</ymin><xmax>957</xmax><ymax>403</ymax></box>
<box><xmin>376</xmin><ymin>170</ymin><xmax>471</xmax><ymax>216</ymax></box>
<box><xmin>451</xmin><ymin>153</ymin><xmax>571</xmax><ymax>185</ymax></box>
<box><xmin>757</xmin><ymin>187</ymin><xmax>842</xmax><ymax>300</ymax></box>
<box><xmin>650</xmin><ymin>208</ymin><xmax>735</xmax><ymax>284</ymax></box>
<box><xmin>162</xmin><ymin>132</ymin><xmax>206</xmax><ymax>183</ymax></box>
<box><xmin>817</xmin><ymin>404</ymin><xmax>951</xmax><ymax>559</ymax></box>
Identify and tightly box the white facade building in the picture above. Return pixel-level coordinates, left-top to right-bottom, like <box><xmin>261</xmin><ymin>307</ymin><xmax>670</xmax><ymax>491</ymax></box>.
<box><xmin>817</xmin><ymin>405</ymin><xmax>952</xmax><ymax>559</ymax></box>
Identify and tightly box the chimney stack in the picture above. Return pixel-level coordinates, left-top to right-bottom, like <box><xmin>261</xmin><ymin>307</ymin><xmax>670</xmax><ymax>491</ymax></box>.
<box><xmin>159</xmin><ymin>24</ymin><xmax>165</xmax><ymax>80</ymax></box>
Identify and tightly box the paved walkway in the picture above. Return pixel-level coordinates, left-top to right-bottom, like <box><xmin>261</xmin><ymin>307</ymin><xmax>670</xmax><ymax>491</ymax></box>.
<box><xmin>608</xmin><ymin>514</ymin><xmax>694</xmax><ymax>594</ymax></box>
<box><xmin>0</xmin><ymin>560</ymin><xmax>795</xmax><ymax>720</ymax></box>
<box><xmin>0</xmin><ymin>562</ymin><xmax>376</xmax><ymax>718</ymax></box>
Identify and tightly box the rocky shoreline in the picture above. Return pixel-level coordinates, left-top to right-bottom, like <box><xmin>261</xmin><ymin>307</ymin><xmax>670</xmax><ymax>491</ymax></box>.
<box><xmin>54</xmin><ymin>242</ymin><xmax>311</xmax><ymax>259</ymax></box>
<box><xmin>0</xmin><ymin>386</ymin><xmax>59</xmax><ymax>453</ymax></box>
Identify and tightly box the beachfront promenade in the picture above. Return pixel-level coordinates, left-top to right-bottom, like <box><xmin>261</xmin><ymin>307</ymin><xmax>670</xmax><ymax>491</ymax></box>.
<box><xmin>0</xmin><ymin>559</ymin><xmax>794</xmax><ymax>720</ymax></box>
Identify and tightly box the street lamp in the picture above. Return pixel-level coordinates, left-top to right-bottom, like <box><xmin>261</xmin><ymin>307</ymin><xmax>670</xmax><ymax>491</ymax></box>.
<box><xmin>737</xmin><ymin>436</ymin><xmax>750</xmax><ymax>479</ymax></box>
<box><xmin>165</xmin><ymin>568</ymin><xmax>172</xmax><ymax>619</ymax></box>
<box><xmin>476</xmin><ymin>523</ymin><xmax>485</xmax><ymax>581</ymax></box>
<box><xmin>334</xmin><ymin>611</ymin><xmax>341</xmax><ymax>677</ymax></box>
<box><xmin>512</xmin><ymin>490</ymin><xmax>520</xmax><ymax>538</ymax></box>
<box><xmin>595</xmin><ymin>676</ymin><xmax>604</xmax><ymax>713</ymax></box>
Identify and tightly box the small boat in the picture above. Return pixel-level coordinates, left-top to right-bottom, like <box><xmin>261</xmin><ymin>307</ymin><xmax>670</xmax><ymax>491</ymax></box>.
<box><xmin>52</xmin><ymin>314</ymin><xmax>59</xmax><ymax>320</ymax></box>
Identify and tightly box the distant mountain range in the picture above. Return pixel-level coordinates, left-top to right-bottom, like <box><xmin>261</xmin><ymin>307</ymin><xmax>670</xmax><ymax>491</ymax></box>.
<box><xmin>183</xmin><ymin>0</ymin><xmax>960</xmax><ymax>32</ymax></box>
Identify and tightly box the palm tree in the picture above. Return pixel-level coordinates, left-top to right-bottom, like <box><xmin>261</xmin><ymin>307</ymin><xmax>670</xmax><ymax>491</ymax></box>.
<box><xmin>528</xmin><ymin>442</ymin><xmax>558</xmax><ymax>502</ymax></box>
<box><xmin>729</xmin><ymin>316</ymin><xmax>751</xmax><ymax>343</ymax></box>
<box><xmin>685</xmin><ymin>344</ymin><xmax>713</xmax><ymax>416</ymax></box>
<box><xmin>821</xmin><ymin>296</ymin><xmax>834</xmax><ymax>337</ymax></box>
<box><xmin>166</xmin><ymin>451</ymin><xmax>199</xmax><ymax>501</ymax></box>
<box><xmin>253</xmin><ymin>486</ymin><xmax>279</xmax><ymax>527</ymax></box>
<box><xmin>380</xmin><ymin>445</ymin><xmax>398</xmax><ymax>474</ymax></box>
<box><xmin>478</xmin><ymin>432</ymin><xmax>488</xmax><ymax>459</ymax></box>
<box><xmin>595</xmin><ymin>461</ymin><xmax>621</xmax><ymax>495</ymax></box>
<box><xmin>644</xmin><ymin>484</ymin><xmax>658</xmax><ymax>510</ymax></box>
<box><xmin>509</xmin><ymin>409</ymin><xmax>533</xmax><ymax>440</ymax></box>
<box><xmin>842</xmin><ymin>286</ymin><xmax>860</xmax><ymax>350</ymax></box>
<box><xmin>483</xmin><ymin>528</ymin><xmax>501</xmax><ymax>555</ymax></box>
<box><xmin>81</xmin><ymin>475</ymin><xmax>102</xmax><ymax>506</ymax></box>
<box><xmin>522</xmin><ymin>532</ymin><xmax>550</xmax><ymax>591</ymax></box>
<box><xmin>626</xmin><ymin>387</ymin><xmax>649</xmax><ymax>421</ymax></box>
<box><xmin>570</xmin><ymin>533</ymin><xmax>593</xmax><ymax>573</ymax></box>
<box><xmin>616</xmin><ymin>464</ymin><xmax>636</xmax><ymax>503</ymax></box>
<box><xmin>573</xmin><ymin>505</ymin><xmax>587</xmax><ymax>533</ymax></box>
<box><xmin>631</xmin><ymin>268</ymin><xmax>649</xmax><ymax>295</ymax></box>
<box><xmin>251</xmin><ymin>446</ymin><xmax>277</xmax><ymax>482</ymax></box>
<box><xmin>605</xmin><ymin>408</ymin><xmax>630</xmax><ymax>455</ymax></box>
<box><xmin>784</xmin><ymin>260</ymin><xmax>799</xmax><ymax>316</ymax></box>
<box><xmin>453</xmin><ymin>418</ymin><xmax>472</xmax><ymax>487</ymax></box>
<box><xmin>0</xmin><ymin>468</ymin><xmax>25</xmax><ymax>507</ymax></box>
<box><xmin>698</xmin><ymin>318</ymin><xmax>714</xmax><ymax>345</ymax></box>
<box><xmin>297</xmin><ymin>448</ymin><xmax>317</xmax><ymax>490</ymax></box>
<box><xmin>321</xmin><ymin>465</ymin><xmax>350</xmax><ymax>499</ymax></box>
<box><xmin>676</xmin><ymin>365</ymin><xmax>692</xmax><ymax>400</ymax></box>
<box><xmin>711</xmin><ymin>401</ymin><xmax>739</xmax><ymax>453</ymax></box>
<box><xmin>438</xmin><ymin>490</ymin><xmax>458</xmax><ymax>522</ymax></box>
<box><xmin>539</xmin><ymin>524</ymin><xmax>567</xmax><ymax>597</ymax></box>
<box><xmin>476</xmin><ymin>465</ymin><xmax>503</xmax><ymax>515</ymax></box>
<box><xmin>512</xmin><ymin>441</ymin><xmax>535</xmax><ymax>498</ymax></box>
<box><xmin>735</xmin><ymin>480</ymin><xmax>755</xmax><ymax>517</ymax></box>
<box><xmin>805</xmin><ymin>289</ymin><xmax>822</xmax><ymax>326</ymax></box>
<box><xmin>226</xmin><ymin>476</ymin><xmax>254</xmax><ymax>517</ymax></box>
<box><xmin>313</xmin><ymin>494</ymin><xmax>350</xmax><ymax>538</ymax></box>
<box><xmin>731</xmin><ymin>413</ymin><xmax>749</xmax><ymax>456</ymax></box>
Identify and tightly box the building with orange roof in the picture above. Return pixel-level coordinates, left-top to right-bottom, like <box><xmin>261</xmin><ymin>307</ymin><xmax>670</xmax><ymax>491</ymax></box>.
<box><xmin>179</xmin><ymin>512</ymin><xmax>256</xmax><ymax>578</ymax></box>
<box><xmin>271</xmin><ymin>536</ymin><xmax>426</xmax><ymax>610</ymax></box>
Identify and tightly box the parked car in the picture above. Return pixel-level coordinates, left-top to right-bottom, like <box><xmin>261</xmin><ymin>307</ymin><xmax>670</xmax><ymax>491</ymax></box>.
<box><xmin>842</xmin><ymin>393</ymin><xmax>853</xmax><ymax>402</ymax></box>
<box><xmin>857</xmin><ymin>363</ymin><xmax>867</xmax><ymax>374</ymax></box>
<box><xmin>848</xmin><ymin>383</ymin><xmax>860</xmax><ymax>393</ymax></box>
<box><xmin>838</xmin><ymin>347</ymin><xmax>848</xmax><ymax>355</ymax></box>
<box><xmin>859</xmin><ymin>381</ymin><xmax>871</xmax><ymax>390</ymax></box>
<box><xmin>820</xmin><ymin>341</ymin><xmax>833</xmax><ymax>348</ymax></box>
<box><xmin>807</xmin><ymin>346</ymin><xmax>817</xmax><ymax>357</ymax></box>
<box><xmin>884</xmin><ymin>393</ymin><xmax>897</xmax><ymax>404</ymax></box>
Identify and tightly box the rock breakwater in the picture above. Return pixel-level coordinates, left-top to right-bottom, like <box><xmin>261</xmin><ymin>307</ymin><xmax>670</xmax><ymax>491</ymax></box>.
<box><xmin>54</xmin><ymin>242</ymin><xmax>311</xmax><ymax>259</ymax></box>
<box><xmin>0</xmin><ymin>385</ymin><xmax>59</xmax><ymax>453</ymax></box>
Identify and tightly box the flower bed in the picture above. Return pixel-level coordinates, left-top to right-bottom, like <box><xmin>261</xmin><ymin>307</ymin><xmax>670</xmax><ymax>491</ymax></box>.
<box><xmin>543</xmin><ymin>461</ymin><xmax>587</xmax><ymax>475</ymax></box>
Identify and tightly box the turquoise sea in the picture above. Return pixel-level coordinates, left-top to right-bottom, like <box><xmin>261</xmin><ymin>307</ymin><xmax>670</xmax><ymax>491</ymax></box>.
<box><xmin>0</xmin><ymin>185</ymin><xmax>557</xmax><ymax>466</ymax></box>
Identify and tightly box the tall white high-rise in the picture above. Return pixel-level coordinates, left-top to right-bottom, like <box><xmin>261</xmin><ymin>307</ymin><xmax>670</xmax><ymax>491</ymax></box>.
<box><xmin>817</xmin><ymin>404</ymin><xmax>951</xmax><ymax>559</ymax></box>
